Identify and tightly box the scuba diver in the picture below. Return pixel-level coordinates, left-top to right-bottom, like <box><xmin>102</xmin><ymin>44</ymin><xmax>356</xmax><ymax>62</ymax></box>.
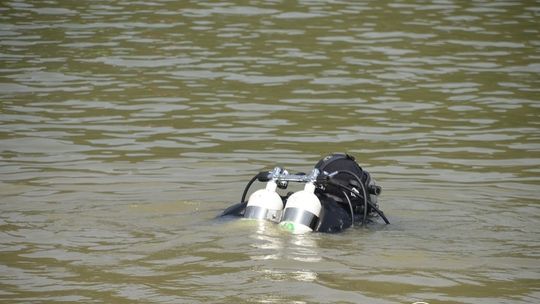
<box><xmin>221</xmin><ymin>153</ymin><xmax>389</xmax><ymax>233</ymax></box>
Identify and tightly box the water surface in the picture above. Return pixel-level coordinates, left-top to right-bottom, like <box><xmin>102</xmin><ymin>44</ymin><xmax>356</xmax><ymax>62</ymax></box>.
<box><xmin>1</xmin><ymin>1</ymin><xmax>539</xmax><ymax>303</ymax></box>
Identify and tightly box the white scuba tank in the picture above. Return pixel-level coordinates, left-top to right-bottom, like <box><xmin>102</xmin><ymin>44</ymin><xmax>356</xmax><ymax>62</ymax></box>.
<box><xmin>279</xmin><ymin>182</ymin><xmax>322</xmax><ymax>234</ymax></box>
<box><xmin>244</xmin><ymin>180</ymin><xmax>283</xmax><ymax>222</ymax></box>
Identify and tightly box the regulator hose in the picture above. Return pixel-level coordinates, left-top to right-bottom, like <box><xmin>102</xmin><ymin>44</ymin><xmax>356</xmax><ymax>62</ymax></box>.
<box><xmin>341</xmin><ymin>190</ymin><xmax>354</xmax><ymax>227</ymax></box>
<box><xmin>240</xmin><ymin>172</ymin><xmax>267</xmax><ymax>203</ymax></box>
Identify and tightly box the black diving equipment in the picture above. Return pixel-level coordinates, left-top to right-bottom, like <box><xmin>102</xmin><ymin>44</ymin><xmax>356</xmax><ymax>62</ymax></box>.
<box><xmin>221</xmin><ymin>153</ymin><xmax>389</xmax><ymax>233</ymax></box>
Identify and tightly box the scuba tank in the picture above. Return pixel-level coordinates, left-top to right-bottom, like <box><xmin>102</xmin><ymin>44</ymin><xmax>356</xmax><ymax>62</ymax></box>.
<box><xmin>279</xmin><ymin>169</ymin><xmax>322</xmax><ymax>234</ymax></box>
<box><xmin>244</xmin><ymin>167</ymin><xmax>284</xmax><ymax>222</ymax></box>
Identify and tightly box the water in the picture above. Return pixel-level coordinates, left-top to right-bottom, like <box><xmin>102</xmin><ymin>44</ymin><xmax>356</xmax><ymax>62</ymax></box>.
<box><xmin>1</xmin><ymin>0</ymin><xmax>539</xmax><ymax>303</ymax></box>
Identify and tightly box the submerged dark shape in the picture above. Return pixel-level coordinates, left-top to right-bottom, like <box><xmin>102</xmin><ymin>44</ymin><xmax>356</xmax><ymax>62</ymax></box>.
<box><xmin>221</xmin><ymin>153</ymin><xmax>389</xmax><ymax>233</ymax></box>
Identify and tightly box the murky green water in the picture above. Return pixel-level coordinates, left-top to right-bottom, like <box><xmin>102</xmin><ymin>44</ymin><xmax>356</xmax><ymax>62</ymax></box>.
<box><xmin>1</xmin><ymin>0</ymin><xmax>539</xmax><ymax>303</ymax></box>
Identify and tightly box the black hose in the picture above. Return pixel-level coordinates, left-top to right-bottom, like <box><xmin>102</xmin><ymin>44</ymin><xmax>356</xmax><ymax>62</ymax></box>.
<box><xmin>240</xmin><ymin>173</ymin><xmax>260</xmax><ymax>203</ymax></box>
<box><xmin>341</xmin><ymin>190</ymin><xmax>354</xmax><ymax>227</ymax></box>
<box><xmin>358</xmin><ymin>174</ymin><xmax>368</xmax><ymax>226</ymax></box>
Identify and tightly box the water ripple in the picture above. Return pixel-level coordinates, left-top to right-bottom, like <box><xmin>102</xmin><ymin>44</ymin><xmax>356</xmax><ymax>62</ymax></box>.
<box><xmin>1</xmin><ymin>0</ymin><xmax>539</xmax><ymax>303</ymax></box>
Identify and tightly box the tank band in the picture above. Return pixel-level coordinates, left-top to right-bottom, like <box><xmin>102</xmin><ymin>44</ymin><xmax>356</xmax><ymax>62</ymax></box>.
<box><xmin>244</xmin><ymin>206</ymin><xmax>281</xmax><ymax>222</ymax></box>
<box><xmin>281</xmin><ymin>207</ymin><xmax>319</xmax><ymax>229</ymax></box>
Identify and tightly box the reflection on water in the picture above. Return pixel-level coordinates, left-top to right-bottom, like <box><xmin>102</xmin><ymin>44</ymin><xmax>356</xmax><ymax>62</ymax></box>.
<box><xmin>1</xmin><ymin>0</ymin><xmax>539</xmax><ymax>303</ymax></box>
